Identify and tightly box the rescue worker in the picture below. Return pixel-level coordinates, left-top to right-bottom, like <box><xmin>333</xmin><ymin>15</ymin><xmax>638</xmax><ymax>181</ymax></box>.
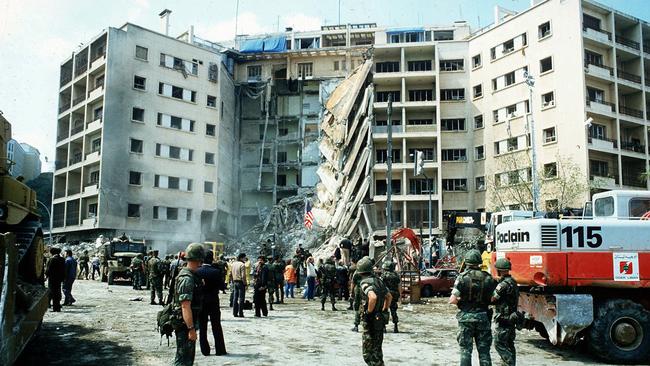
<box><xmin>320</xmin><ymin>257</ymin><xmax>338</xmax><ymax>311</ymax></box>
<box><xmin>131</xmin><ymin>253</ymin><xmax>144</xmax><ymax>290</ymax></box>
<box><xmin>265</xmin><ymin>256</ymin><xmax>277</xmax><ymax>310</ymax></box>
<box><xmin>357</xmin><ymin>256</ymin><xmax>391</xmax><ymax>366</ymax></box>
<box><xmin>492</xmin><ymin>257</ymin><xmax>519</xmax><ymax>366</ymax></box>
<box><xmin>173</xmin><ymin>243</ymin><xmax>204</xmax><ymax>366</ymax></box>
<box><xmin>148</xmin><ymin>250</ymin><xmax>164</xmax><ymax>305</ymax></box>
<box><xmin>349</xmin><ymin>260</ymin><xmax>362</xmax><ymax>332</ymax></box>
<box><xmin>449</xmin><ymin>249</ymin><xmax>497</xmax><ymax>366</ymax></box>
<box><xmin>380</xmin><ymin>261</ymin><xmax>401</xmax><ymax>333</ymax></box>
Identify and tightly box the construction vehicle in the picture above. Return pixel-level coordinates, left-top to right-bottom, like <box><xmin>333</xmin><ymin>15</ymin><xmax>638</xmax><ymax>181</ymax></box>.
<box><xmin>101</xmin><ymin>237</ymin><xmax>146</xmax><ymax>285</ymax></box>
<box><xmin>202</xmin><ymin>241</ymin><xmax>224</xmax><ymax>258</ymax></box>
<box><xmin>0</xmin><ymin>114</ymin><xmax>49</xmax><ymax>365</ymax></box>
<box><xmin>493</xmin><ymin>190</ymin><xmax>650</xmax><ymax>363</ymax></box>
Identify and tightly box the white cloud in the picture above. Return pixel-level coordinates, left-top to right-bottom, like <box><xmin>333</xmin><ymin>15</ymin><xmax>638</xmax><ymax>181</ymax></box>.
<box><xmin>280</xmin><ymin>13</ymin><xmax>322</xmax><ymax>31</ymax></box>
<box><xmin>126</xmin><ymin>0</ymin><xmax>151</xmax><ymax>22</ymax></box>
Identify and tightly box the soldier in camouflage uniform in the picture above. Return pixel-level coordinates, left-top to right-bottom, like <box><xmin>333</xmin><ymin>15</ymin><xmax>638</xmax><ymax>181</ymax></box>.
<box><xmin>265</xmin><ymin>256</ymin><xmax>276</xmax><ymax>310</ymax></box>
<box><xmin>162</xmin><ymin>255</ymin><xmax>172</xmax><ymax>289</ymax></box>
<box><xmin>380</xmin><ymin>261</ymin><xmax>401</xmax><ymax>333</ymax></box>
<box><xmin>173</xmin><ymin>243</ymin><xmax>204</xmax><ymax>366</ymax></box>
<box><xmin>145</xmin><ymin>250</ymin><xmax>152</xmax><ymax>290</ymax></box>
<box><xmin>349</xmin><ymin>260</ymin><xmax>362</xmax><ymax>331</ymax></box>
<box><xmin>492</xmin><ymin>258</ymin><xmax>519</xmax><ymax>366</ymax></box>
<box><xmin>320</xmin><ymin>257</ymin><xmax>338</xmax><ymax>311</ymax></box>
<box><xmin>148</xmin><ymin>250</ymin><xmax>164</xmax><ymax>305</ymax></box>
<box><xmin>449</xmin><ymin>249</ymin><xmax>497</xmax><ymax>366</ymax></box>
<box><xmin>131</xmin><ymin>253</ymin><xmax>144</xmax><ymax>290</ymax></box>
<box><xmin>357</xmin><ymin>256</ymin><xmax>392</xmax><ymax>366</ymax></box>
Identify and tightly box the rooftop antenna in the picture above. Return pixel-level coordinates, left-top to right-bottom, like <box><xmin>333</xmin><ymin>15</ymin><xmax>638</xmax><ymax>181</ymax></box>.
<box><xmin>338</xmin><ymin>0</ymin><xmax>341</xmax><ymax>24</ymax></box>
<box><xmin>235</xmin><ymin>0</ymin><xmax>240</xmax><ymax>38</ymax></box>
<box><xmin>159</xmin><ymin>9</ymin><xmax>172</xmax><ymax>36</ymax></box>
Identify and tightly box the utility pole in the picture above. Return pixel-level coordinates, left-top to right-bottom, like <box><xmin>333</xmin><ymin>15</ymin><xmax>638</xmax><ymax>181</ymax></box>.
<box><xmin>414</xmin><ymin>150</ymin><xmax>432</xmax><ymax>257</ymax></box>
<box><xmin>386</xmin><ymin>94</ymin><xmax>393</xmax><ymax>245</ymax></box>
<box><xmin>524</xmin><ymin>71</ymin><xmax>540</xmax><ymax>212</ymax></box>
<box><xmin>338</xmin><ymin>0</ymin><xmax>341</xmax><ymax>24</ymax></box>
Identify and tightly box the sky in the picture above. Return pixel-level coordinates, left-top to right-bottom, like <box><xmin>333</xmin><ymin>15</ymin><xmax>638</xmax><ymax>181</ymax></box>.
<box><xmin>1</xmin><ymin>0</ymin><xmax>649</xmax><ymax>172</ymax></box>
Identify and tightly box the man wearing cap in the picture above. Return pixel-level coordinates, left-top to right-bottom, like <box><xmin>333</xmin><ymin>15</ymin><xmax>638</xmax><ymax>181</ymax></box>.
<box><xmin>492</xmin><ymin>257</ymin><xmax>519</xmax><ymax>366</ymax></box>
<box><xmin>230</xmin><ymin>252</ymin><xmax>248</xmax><ymax>317</ymax></box>
<box><xmin>173</xmin><ymin>243</ymin><xmax>204</xmax><ymax>366</ymax></box>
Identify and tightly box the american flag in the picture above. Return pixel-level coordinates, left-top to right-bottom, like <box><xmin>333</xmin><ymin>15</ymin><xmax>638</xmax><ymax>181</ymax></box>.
<box><xmin>304</xmin><ymin>200</ymin><xmax>315</xmax><ymax>229</ymax></box>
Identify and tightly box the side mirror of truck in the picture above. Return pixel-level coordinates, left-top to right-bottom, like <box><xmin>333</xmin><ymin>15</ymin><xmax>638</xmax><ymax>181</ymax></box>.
<box><xmin>583</xmin><ymin>201</ymin><xmax>593</xmax><ymax>219</ymax></box>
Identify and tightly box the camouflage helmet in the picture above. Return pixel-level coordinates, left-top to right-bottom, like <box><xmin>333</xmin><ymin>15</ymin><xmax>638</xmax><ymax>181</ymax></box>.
<box><xmin>185</xmin><ymin>243</ymin><xmax>205</xmax><ymax>261</ymax></box>
<box><xmin>464</xmin><ymin>249</ymin><xmax>482</xmax><ymax>265</ymax></box>
<box><xmin>326</xmin><ymin>256</ymin><xmax>335</xmax><ymax>265</ymax></box>
<box><xmin>495</xmin><ymin>257</ymin><xmax>512</xmax><ymax>270</ymax></box>
<box><xmin>382</xmin><ymin>261</ymin><xmax>395</xmax><ymax>271</ymax></box>
<box><xmin>356</xmin><ymin>256</ymin><xmax>374</xmax><ymax>274</ymax></box>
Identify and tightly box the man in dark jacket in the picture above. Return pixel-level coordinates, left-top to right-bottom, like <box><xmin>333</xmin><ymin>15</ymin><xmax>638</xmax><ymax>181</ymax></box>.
<box><xmin>195</xmin><ymin>250</ymin><xmax>227</xmax><ymax>356</ymax></box>
<box><xmin>253</xmin><ymin>256</ymin><xmax>269</xmax><ymax>317</ymax></box>
<box><xmin>45</xmin><ymin>247</ymin><xmax>65</xmax><ymax>312</ymax></box>
<box><xmin>63</xmin><ymin>249</ymin><xmax>77</xmax><ymax>305</ymax></box>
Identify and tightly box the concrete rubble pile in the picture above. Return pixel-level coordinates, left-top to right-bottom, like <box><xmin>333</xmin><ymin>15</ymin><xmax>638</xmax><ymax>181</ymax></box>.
<box><xmin>50</xmin><ymin>241</ymin><xmax>103</xmax><ymax>259</ymax></box>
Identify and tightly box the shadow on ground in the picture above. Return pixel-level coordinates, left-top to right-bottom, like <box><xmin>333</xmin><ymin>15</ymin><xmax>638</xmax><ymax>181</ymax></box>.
<box><xmin>16</xmin><ymin>321</ymin><xmax>135</xmax><ymax>366</ymax></box>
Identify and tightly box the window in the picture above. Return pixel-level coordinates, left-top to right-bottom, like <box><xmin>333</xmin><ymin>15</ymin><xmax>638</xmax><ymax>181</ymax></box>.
<box><xmin>208</xmin><ymin>62</ymin><xmax>218</xmax><ymax>82</ymax></box>
<box><xmin>166</xmin><ymin>207</ymin><xmax>178</xmax><ymax>221</ymax></box>
<box><xmin>440</xmin><ymin>88</ymin><xmax>464</xmax><ymax>101</ymax></box>
<box><xmin>133</xmin><ymin>75</ymin><xmax>146</xmax><ymax>90</ymax></box>
<box><xmin>167</xmin><ymin>176</ymin><xmax>180</xmax><ymax>189</ymax></box>
<box><xmin>127</xmin><ymin>204</ymin><xmax>141</xmax><ymax>218</ymax></box>
<box><xmin>540</xmin><ymin>56</ymin><xmax>553</xmax><ymax>73</ymax></box>
<box><xmin>407</xmin><ymin>60</ymin><xmax>432</xmax><ymax>72</ymax></box>
<box><xmin>204</xmin><ymin>181</ymin><xmax>214</xmax><ymax>193</ymax></box>
<box><xmin>474</xmin><ymin>115</ymin><xmax>484</xmax><ymax>129</ymax></box>
<box><xmin>507</xmin><ymin>137</ymin><xmax>519</xmax><ymax>151</ymax></box>
<box><xmin>277</xmin><ymin>151</ymin><xmax>288</xmax><ymax>163</ymax></box>
<box><xmin>129</xmin><ymin>171</ymin><xmax>142</xmax><ymax>185</ymax></box>
<box><xmin>439</xmin><ymin>59</ymin><xmax>464</xmax><ymax>71</ymax></box>
<box><xmin>441</xmin><ymin>149</ymin><xmax>467</xmax><ymax>161</ymax></box>
<box><xmin>544</xmin><ymin>162</ymin><xmax>558</xmax><ymax>178</ymax></box>
<box><xmin>475</xmin><ymin>146</ymin><xmax>485</xmax><ymax>160</ymax></box>
<box><xmin>590</xmin><ymin>160</ymin><xmax>609</xmax><ymax>177</ymax></box>
<box><xmin>94</xmin><ymin>107</ymin><xmax>103</xmax><ymax>120</ymax></box>
<box><xmin>407</xmin><ymin>119</ymin><xmax>434</xmax><ymax>125</ymax></box>
<box><xmin>160</xmin><ymin>54</ymin><xmax>198</xmax><ymax>75</ymax></box>
<box><xmin>433</xmin><ymin>30</ymin><xmax>453</xmax><ymax>41</ymax></box>
<box><xmin>587</xmin><ymin>87</ymin><xmax>604</xmax><ymax>103</ymax></box>
<box><xmin>409</xmin><ymin>89</ymin><xmax>433</xmax><ymax>101</ymax></box>
<box><xmin>543</xmin><ymin>127</ymin><xmax>557</xmax><ymax>143</ymax></box>
<box><xmin>506</xmin><ymin>104</ymin><xmax>517</xmax><ymax>116</ymax></box>
<box><xmin>594</xmin><ymin>196</ymin><xmax>614</xmax><ymax>217</ymax></box>
<box><xmin>441</xmin><ymin>118</ymin><xmax>466</xmax><ymax>131</ymax></box>
<box><xmin>407</xmin><ymin>148</ymin><xmax>435</xmax><ymax>162</ymax></box>
<box><xmin>442</xmin><ymin>178</ymin><xmax>467</xmax><ymax>191</ymax></box>
<box><xmin>629</xmin><ymin>198</ymin><xmax>650</xmax><ymax>218</ymax></box>
<box><xmin>375</xmin><ymin>180</ymin><xmax>401</xmax><ymax>195</ymax></box>
<box><xmin>490</xmin><ymin>47</ymin><xmax>496</xmax><ymax>60</ymax></box>
<box><xmin>376</xmin><ymin>91</ymin><xmax>400</xmax><ymax>103</ymax></box>
<box><xmin>589</xmin><ymin>124</ymin><xmax>606</xmax><ymax>139</ymax></box>
<box><xmin>186</xmin><ymin>209</ymin><xmax>192</xmax><ymax>222</ymax></box>
<box><xmin>409</xmin><ymin>178</ymin><xmax>435</xmax><ymax>194</ymax></box>
<box><xmin>207</xmin><ymin>95</ymin><xmax>216</xmax><ymax>108</ymax></box>
<box><xmin>91</xmin><ymin>138</ymin><xmax>101</xmax><ymax>152</ymax></box>
<box><xmin>88</xmin><ymin>203</ymin><xmax>98</xmax><ymax>217</ymax></box>
<box><xmin>277</xmin><ymin>175</ymin><xmax>287</xmax><ymax>186</ymax></box>
<box><xmin>375</xmin><ymin>149</ymin><xmax>401</xmax><ymax>163</ymax></box>
<box><xmin>503</xmin><ymin>39</ymin><xmax>514</xmax><ymax>53</ymax></box>
<box><xmin>542</xmin><ymin>91</ymin><xmax>555</xmax><ymax>107</ymax></box>
<box><xmin>130</xmin><ymin>138</ymin><xmax>143</xmax><ymax>153</ymax></box>
<box><xmin>135</xmin><ymin>45</ymin><xmax>148</xmax><ymax>61</ymax></box>
<box><xmin>538</xmin><ymin>21</ymin><xmax>551</xmax><ymax>39</ymax></box>
<box><xmin>504</xmin><ymin>71</ymin><xmax>516</xmax><ymax>87</ymax></box>
<box><xmin>584</xmin><ymin>50</ymin><xmax>603</xmax><ymax>66</ymax></box>
<box><xmin>583</xmin><ymin>14</ymin><xmax>601</xmax><ymax>31</ymax></box>
<box><xmin>132</xmin><ymin>107</ymin><xmax>144</xmax><ymax>122</ymax></box>
<box><xmin>475</xmin><ymin>176</ymin><xmax>486</xmax><ymax>191</ymax></box>
<box><xmin>205</xmin><ymin>152</ymin><xmax>215</xmax><ymax>164</ymax></box>
<box><xmin>247</xmin><ymin>65</ymin><xmax>262</xmax><ymax>81</ymax></box>
<box><xmin>376</xmin><ymin>61</ymin><xmax>400</xmax><ymax>73</ymax></box>
<box><xmin>473</xmin><ymin>84</ymin><xmax>482</xmax><ymax>98</ymax></box>
<box><xmin>493</xmin><ymin>110</ymin><xmax>500</xmax><ymax>123</ymax></box>
<box><xmin>158</xmin><ymin>82</ymin><xmax>196</xmax><ymax>102</ymax></box>
<box><xmin>169</xmin><ymin>146</ymin><xmax>181</xmax><ymax>159</ymax></box>
<box><xmin>89</xmin><ymin>170</ymin><xmax>99</xmax><ymax>184</ymax></box>
<box><xmin>206</xmin><ymin>124</ymin><xmax>216</xmax><ymax>136</ymax></box>
<box><xmin>472</xmin><ymin>54</ymin><xmax>481</xmax><ymax>68</ymax></box>
<box><xmin>298</xmin><ymin>63</ymin><xmax>313</xmax><ymax>78</ymax></box>
<box><xmin>153</xmin><ymin>206</ymin><xmax>159</xmax><ymax>219</ymax></box>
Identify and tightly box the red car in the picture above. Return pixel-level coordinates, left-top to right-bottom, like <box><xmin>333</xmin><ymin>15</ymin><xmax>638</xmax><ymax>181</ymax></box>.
<box><xmin>418</xmin><ymin>268</ymin><xmax>458</xmax><ymax>297</ymax></box>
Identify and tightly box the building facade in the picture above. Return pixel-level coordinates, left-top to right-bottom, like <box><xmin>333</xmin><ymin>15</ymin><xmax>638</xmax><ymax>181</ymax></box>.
<box><xmin>53</xmin><ymin>24</ymin><xmax>239</xmax><ymax>252</ymax></box>
<box><xmin>7</xmin><ymin>140</ymin><xmax>41</xmax><ymax>182</ymax></box>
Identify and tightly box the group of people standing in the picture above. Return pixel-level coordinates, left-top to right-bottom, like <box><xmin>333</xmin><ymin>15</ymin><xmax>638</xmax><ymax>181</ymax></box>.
<box><xmin>44</xmin><ymin>247</ymin><xmax>78</xmax><ymax>311</ymax></box>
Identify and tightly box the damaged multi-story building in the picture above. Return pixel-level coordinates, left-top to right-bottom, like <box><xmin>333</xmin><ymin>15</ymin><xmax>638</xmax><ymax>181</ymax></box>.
<box><xmin>52</xmin><ymin>0</ymin><xmax>650</xmax><ymax>251</ymax></box>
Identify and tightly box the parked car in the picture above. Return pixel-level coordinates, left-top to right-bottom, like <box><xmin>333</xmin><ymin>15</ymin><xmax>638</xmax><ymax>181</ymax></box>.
<box><xmin>418</xmin><ymin>268</ymin><xmax>458</xmax><ymax>297</ymax></box>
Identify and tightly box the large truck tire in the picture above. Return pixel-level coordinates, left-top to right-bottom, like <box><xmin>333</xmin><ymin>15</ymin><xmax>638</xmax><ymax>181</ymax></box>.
<box><xmin>588</xmin><ymin>299</ymin><xmax>650</xmax><ymax>363</ymax></box>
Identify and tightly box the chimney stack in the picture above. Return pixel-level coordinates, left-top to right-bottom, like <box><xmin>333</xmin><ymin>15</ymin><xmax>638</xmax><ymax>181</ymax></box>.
<box><xmin>159</xmin><ymin>9</ymin><xmax>172</xmax><ymax>36</ymax></box>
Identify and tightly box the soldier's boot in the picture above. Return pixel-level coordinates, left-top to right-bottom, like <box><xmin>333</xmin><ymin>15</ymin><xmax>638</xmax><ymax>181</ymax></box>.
<box><xmin>384</xmin><ymin>327</ymin><xmax>387</xmax><ymax>333</ymax></box>
<box><xmin>332</xmin><ymin>304</ymin><xmax>337</xmax><ymax>311</ymax></box>
<box><xmin>351</xmin><ymin>325</ymin><xmax>358</xmax><ymax>332</ymax></box>
<box><xmin>321</xmin><ymin>302</ymin><xmax>325</xmax><ymax>311</ymax></box>
<box><xmin>394</xmin><ymin>324</ymin><xmax>399</xmax><ymax>333</ymax></box>
<box><xmin>269</xmin><ymin>304</ymin><xmax>274</xmax><ymax>311</ymax></box>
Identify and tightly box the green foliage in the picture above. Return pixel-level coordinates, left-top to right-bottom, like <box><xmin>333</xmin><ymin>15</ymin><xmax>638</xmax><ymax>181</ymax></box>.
<box><xmin>26</xmin><ymin>172</ymin><xmax>53</xmax><ymax>226</ymax></box>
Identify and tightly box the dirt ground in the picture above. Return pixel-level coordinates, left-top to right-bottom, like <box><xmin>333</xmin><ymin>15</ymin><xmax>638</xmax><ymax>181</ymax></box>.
<box><xmin>17</xmin><ymin>279</ymin><xmax>627</xmax><ymax>366</ymax></box>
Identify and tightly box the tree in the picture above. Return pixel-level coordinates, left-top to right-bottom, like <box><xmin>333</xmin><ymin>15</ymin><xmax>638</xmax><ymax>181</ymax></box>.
<box><xmin>487</xmin><ymin>152</ymin><xmax>588</xmax><ymax>212</ymax></box>
<box><xmin>26</xmin><ymin>172</ymin><xmax>53</xmax><ymax>227</ymax></box>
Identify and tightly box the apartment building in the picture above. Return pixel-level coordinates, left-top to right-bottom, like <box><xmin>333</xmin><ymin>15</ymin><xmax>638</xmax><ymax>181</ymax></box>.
<box><xmin>53</xmin><ymin>23</ymin><xmax>238</xmax><ymax>251</ymax></box>
<box><xmin>7</xmin><ymin>140</ymin><xmax>41</xmax><ymax>181</ymax></box>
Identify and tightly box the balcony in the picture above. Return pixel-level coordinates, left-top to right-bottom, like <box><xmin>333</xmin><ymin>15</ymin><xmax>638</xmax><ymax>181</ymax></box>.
<box><xmin>622</xmin><ymin>174</ymin><xmax>647</xmax><ymax>188</ymax></box>
<box><xmin>72</xmin><ymin>94</ymin><xmax>86</xmax><ymax>106</ymax></box>
<box><xmin>644</xmin><ymin>42</ymin><xmax>650</xmax><ymax>54</ymax></box>
<box><xmin>590</xmin><ymin>173</ymin><xmax>618</xmax><ymax>189</ymax></box>
<box><xmin>54</xmin><ymin>160</ymin><xmax>67</xmax><ymax>170</ymax></box>
<box><xmin>70</xmin><ymin>124</ymin><xmax>84</xmax><ymax>136</ymax></box>
<box><xmin>60</xmin><ymin>73</ymin><xmax>72</xmax><ymax>86</ymax></box>
<box><xmin>617</xmin><ymin>70</ymin><xmax>642</xmax><ymax>84</ymax></box>
<box><xmin>619</xmin><ymin>105</ymin><xmax>644</xmax><ymax>119</ymax></box>
<box><xmin>586</xmin><ymin>97</ymin><xmax>616</xmax><ymax>115</ymax></box>
<box><xmin>85</xmin><ymin>151</ymin><xmax>100</xmax><ymax>163</ymax></box>
<box><xmin>86</xmin><ymin>118</ymin><xmax>102</xmax><ymax>132</ymax></box>
<box><xmin>56</xmin><ymin>133</ymin><xmax>69</xmax><ymax>142</ymax></box>
<box><xmin>583</xmin><ymin>25</ymin><xmax>612</xmax><ymax>43</ymax></box>
<box><xmin>90</xmin><ymin>52</ymin><xmax>106</xmax><ymax>70</ymax></box>
<box><xmin>616</xmin><ymin>35</ymin><xmax>640</xmax><ymax>51</ymax></box>
<box><xmin>588</xmin><ymin>135</ymin><xmax>618</xmax><ymax>150</ymax></box>
<box><xmin>621</xmin><ymin>141</ymin><xmax>645</xmax><ymax>154</ymax></box>
<box><xmin>74</xmin><ymin>64</ymin><xmax>87</xmax><ymax>77</ymax></box>
<box><xmin>88</xmin><ymin>84</ymin><xmax>104</xmax><ymax>101</ymax></box>
<box><xmin>83</xmin><ymin>183</ymin><xmax>99</xmax><ymax>196</ymax></box>
<box><xmin>58</xmin><ymin>103</ymin><xmax>70</xmax><ymax>114</ymax></box>
<box><xmin>373</xmin><ymin>125</ymin><xmax>404</xmax><ymax>134</ymax></box>
<box><xmin>69</xmin><ymin>153</ymin><xmax>82</xmax><ymax>166</ymax></box>
<box><xmin>585</xmin><ymin>60</ymin><xmax>614</xmax><ymax>79</ymax></box>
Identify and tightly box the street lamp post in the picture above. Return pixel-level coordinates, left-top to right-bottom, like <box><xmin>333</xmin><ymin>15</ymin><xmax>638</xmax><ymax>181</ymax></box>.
<box><xmin>36</xmin><ymin>200</ymin><xmax>53</xmax><ymax>246</ymax></box>
<box><xmin>524</xmin><ymin>71</ymin><xmax>540</xmax><ymax>212</ymax></box>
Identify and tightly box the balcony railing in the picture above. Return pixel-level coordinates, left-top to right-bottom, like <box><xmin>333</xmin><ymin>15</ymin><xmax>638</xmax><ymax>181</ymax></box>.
<box><xmin>617</xmin><ymin>70</ymin><xmax>642</xmax><ymax>84</ymax></box>
<box><xmin>644</xmin><ymin>42</ymin><xmax>650</xmax><ymax>54</ymax></box>
<box><xmin>70</xmin><ymin>125</ymin><xmax>84</xmax><ymax>135</ymax></box>
<box><xmin>590</xmin><ymin>173</ymin><xmax>619</xmax><ymax>184</ymax></box>
<box><xmin>588</xmin><ymin>135</ymin><xmax>618</xmax><ymax>148</ymax></box>
<box><xmin>72</xmin><ymin>94</ymin><xmax>86</xmax><ymax>106</ymax></box>
<box><xmin>586</xmin><ymin>97</ymin><xmax>616</xmax><ymax>112</ymax></box>
<box><xmin>56</xmin><ymin>133</ymin><xmax>69</xmax><ymax>142</ymax></box>
<box><xmin>584</xmin><ymin>60</ymin><xmax>613</xmax><ymax>75</ymax></box>
<box><xmin>622</xmin><ymin>174</ymin><xmax>647</xmax><ymax>188</ymax></box>
<box><xmin>583</xmin><ymin>24</ymin><xmax>612</xmax><ymax>40</ymax></box>
<box><xmin>90</xmin><ymin>50</ymin><xmax>106</xmax><ymax>62</ymax></box>
<box><xmin>616</xmin><ymin>35</ymin><xmax>640</xmax><ymax>50</ymax></box>
<box><xmin>60</xmin><ymin>72</ymin><xmax>72</xmax><ymax>86</ymax></box>
<box><xmin>619</xmin><ymin>105</ymin><xmax>644</xmax><ymax>119</ymax></box>
<box><xmin>621</xmin><ymin>141</ymin><xmax>645</xmax><ymax>153</ymax></box>
<box><xmin>74</xmin><ymin>64</ymin><xmax>87</xmax><ymax>77</ymax></box>
<box><xmin>58</xmin><ymin>103</ymin><xmax>70</xmax><ymax>114</ymax></box>
<box><xmin>54</xmin><ymin>161</ymin><xmax>67</xmax><ymax>170</ymax></box>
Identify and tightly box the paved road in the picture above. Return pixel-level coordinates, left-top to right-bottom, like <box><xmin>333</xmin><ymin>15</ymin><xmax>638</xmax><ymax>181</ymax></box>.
<box><xmin>17</xmin><ymin>279</ymin><xmax>621</xmax><ymax>365</ymax></box>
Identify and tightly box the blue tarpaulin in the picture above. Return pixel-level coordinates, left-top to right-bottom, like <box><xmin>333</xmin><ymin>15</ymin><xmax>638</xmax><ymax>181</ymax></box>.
<box><xmin>385</xmin><ymin>27</ymin><xmax>424</xmax><ymax>34</ymax></box>
<box><xmin>240</xmin><ymin>35</ymin><xmax>286</xmax><ymax>53</ymax></box>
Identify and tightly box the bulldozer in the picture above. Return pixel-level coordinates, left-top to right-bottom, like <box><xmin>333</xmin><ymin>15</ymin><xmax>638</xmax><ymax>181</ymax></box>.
<box><xmin>0</xmin><ymin>113</ymin><xmax>49</xmax><ymax>365</ymax></box>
